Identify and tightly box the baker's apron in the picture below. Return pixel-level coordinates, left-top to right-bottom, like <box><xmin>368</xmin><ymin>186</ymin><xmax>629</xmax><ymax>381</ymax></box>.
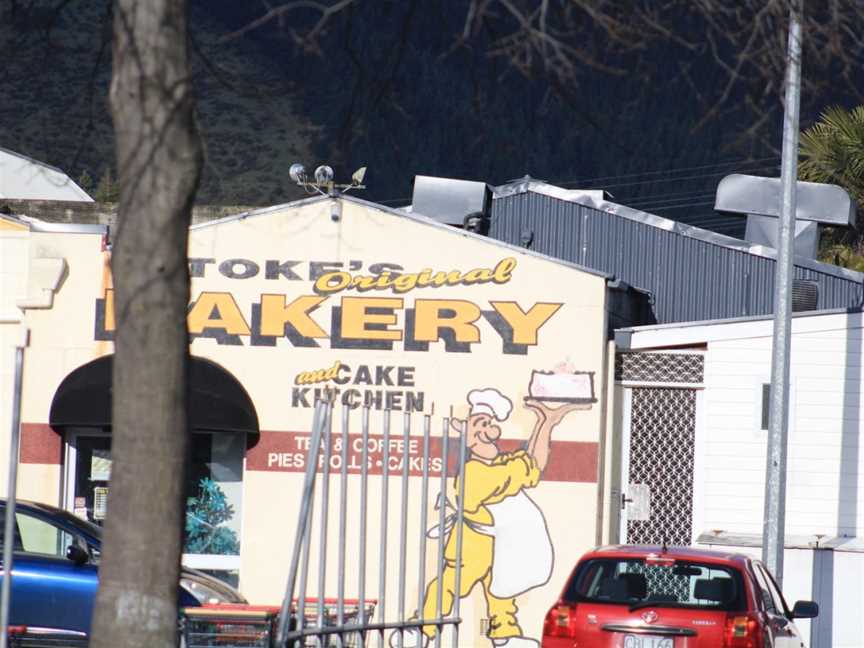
<box><xmin>469</xmin><ymin>490</ymin><xmax>554</xmax><ymax>598</ymax></box>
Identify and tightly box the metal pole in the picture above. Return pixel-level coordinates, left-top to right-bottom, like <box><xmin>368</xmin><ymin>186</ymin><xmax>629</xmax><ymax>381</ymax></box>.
<box><xmin>358</xmin><ymin>406</ymin><xmax>370</xmax><ymax>628</ymax></box>
<box><xmin>377</xmin><ymin>410</ymin><xmax>391</xmax><ymax>648</ymax></box>
<box><xmin>336</xmin><ymin>405</ymin><xmax>350</xmax><ymax>648</ymax></box>
<box><xmin>318</xmin><ymin>403</ymin><xmax>334</xmax><ymax>630</ymax></box>
<box><xmin>763</xmin><ymin>0</ymin><xmax>803</xmax><ymax>585</ymax></box>
<box><xmin>433</xmin><ymin>417</ymin><xmax>450</xmax><ymax>648</ymax></box>
<box><xmin>278</xmin><ymin>399</ymin><xmax>326</xmax><ymax>645</ymax></box>
<box><xmin>416</xmin><ymin>416</ymin><xmax>431</xmax><ymax>624</ymax></box>
<box><xmin>296</xmin><ymin>487</ymin><xmax>316</xmax><ymax>646</ymax></box>
<box><xmin>451</xmin><ymin>421</ymin><xmax>467</xmax><ymax>647</ymax></box>
<box><xmin>397</xmin><ymin>412</ymin><xmax>411</xmax><ymax>648</ymax></box>
<box><xmin>0</xmin><ymin>330</ymin><xmax>27</xmax><ymax>648</ymax></box>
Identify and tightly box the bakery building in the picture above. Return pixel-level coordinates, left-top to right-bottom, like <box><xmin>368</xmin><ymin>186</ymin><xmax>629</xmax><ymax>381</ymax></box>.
<box><xmin>0</xmin><ymin>194</ymin><xmax>649</xmax><ymax>646</ymax></box>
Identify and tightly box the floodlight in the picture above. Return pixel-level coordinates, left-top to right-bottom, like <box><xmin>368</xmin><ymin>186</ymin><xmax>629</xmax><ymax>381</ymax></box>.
<box><xmin>314</xmin><ymin>165</ymin><xmax>334</xmax><ymax>184</ymax></box>
<box><xmin>289</xmin><ymin>163</ymin><xmax>306</xmax><ymax>183</ymax></box>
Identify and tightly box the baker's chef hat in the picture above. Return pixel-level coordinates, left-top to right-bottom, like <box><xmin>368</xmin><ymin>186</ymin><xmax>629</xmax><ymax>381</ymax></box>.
<box><xmin>467</xmin><ymin>388</ymin><xmax>513</xmax><ymax>421</ymax></box>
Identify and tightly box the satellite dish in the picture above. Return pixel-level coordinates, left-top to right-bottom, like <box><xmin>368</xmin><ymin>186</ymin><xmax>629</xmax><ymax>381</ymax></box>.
<box><xmin>352</xmin><ymin>166</ymin><xmax>367</xmax><ymax>185</ymax></box>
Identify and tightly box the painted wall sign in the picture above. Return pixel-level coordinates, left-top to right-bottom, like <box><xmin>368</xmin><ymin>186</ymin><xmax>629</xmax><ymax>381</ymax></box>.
<box><xmin>246</xmin><ymin>431</ymin><xmax>598</xmax><ymax>483</ymax></box>
<box><xmin>93</xmin><ymin>257</ymin><xmax>563</xmax><ymax>356</ymax></box>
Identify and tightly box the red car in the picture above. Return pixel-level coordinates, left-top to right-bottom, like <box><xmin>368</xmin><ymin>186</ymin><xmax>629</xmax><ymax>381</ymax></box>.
<box><xmin>542</xmin><ymin>545</ymin><xmax>818</xmax><ymax>648</ymax></box>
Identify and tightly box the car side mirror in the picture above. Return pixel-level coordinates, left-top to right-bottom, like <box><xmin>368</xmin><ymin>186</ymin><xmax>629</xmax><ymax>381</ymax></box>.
<box><xmin>66</xmin><ymin>544</ymin><xmax>89</xmax><ymax>566</ymax></box>
<box><xmin>791</xmin><ymin>600</ymin><xmax>819</xmax><ymax>619</ymax></box>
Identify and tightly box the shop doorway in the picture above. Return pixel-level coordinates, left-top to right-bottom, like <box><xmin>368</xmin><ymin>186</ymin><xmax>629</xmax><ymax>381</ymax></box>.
<box><xmin>63</xmin><ymin>430</ymin><xmax>111</xmax><ymax>525</ymax></box>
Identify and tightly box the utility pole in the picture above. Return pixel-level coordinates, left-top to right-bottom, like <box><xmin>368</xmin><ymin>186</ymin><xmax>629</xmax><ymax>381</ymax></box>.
<box><xmin>763</xmin><ymin>0</ymin><xmax>803</xmax><ymax>585</ymax></box>
<box><xmin>0</xmin><ymin>327</ymin><xmax>27</xmax><ymax>648</ymax></box>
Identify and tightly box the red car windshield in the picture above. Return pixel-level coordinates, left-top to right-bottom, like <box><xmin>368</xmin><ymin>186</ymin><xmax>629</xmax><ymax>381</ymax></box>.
<box><xmin>564</xmin><ymin>558</ymin><xmax>747</xmax><ymax>612</ymax></box>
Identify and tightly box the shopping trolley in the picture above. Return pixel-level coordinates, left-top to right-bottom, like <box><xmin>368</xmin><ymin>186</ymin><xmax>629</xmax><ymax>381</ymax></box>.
<box><xmin>181</xmin><ymin>598</ymin><xmax>377</xmax><ymax>648</ymax></box>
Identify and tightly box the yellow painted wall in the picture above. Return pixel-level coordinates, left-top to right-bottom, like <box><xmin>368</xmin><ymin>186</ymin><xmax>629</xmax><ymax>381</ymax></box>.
<box><xmin>185</xmin><ymin>199</ymin><xmax>609</xmax><ymax>644</ymax></box>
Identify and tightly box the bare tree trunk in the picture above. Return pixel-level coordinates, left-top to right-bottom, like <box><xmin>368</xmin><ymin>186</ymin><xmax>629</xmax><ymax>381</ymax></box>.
<box><xmin>90</xmin><ymin>1</ymin><xmax>202</xmax><ymax>647</ymax></box>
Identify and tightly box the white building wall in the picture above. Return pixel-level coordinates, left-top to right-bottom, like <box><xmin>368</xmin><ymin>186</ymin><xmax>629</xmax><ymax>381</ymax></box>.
<box><xmin>698</xmin><ymin>318</ymin><xmax>864</xmax><ymax>539</ymax></box>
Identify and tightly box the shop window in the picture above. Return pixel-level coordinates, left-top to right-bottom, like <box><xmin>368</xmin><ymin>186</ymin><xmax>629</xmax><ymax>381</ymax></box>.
<box><xmin>184</xmin><ymin>432</ymin><xmax>245</xmax><ymax>573</ymax></box>
<box><xmin>65</xmin><ymin>429</ymin><xmax>244</xmax><ymax>583</ymax></box>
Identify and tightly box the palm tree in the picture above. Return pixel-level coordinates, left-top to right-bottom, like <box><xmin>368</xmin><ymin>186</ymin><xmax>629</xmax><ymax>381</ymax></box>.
<box><xmin>799</xmin><ymin>105</ymin><xmax>864</xmax><ymax>270</ymax></box>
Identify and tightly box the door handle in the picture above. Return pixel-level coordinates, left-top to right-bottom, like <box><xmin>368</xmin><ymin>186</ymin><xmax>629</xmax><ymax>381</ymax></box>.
<box><xmin>621</xmin><ymin>493</ymin><xmax>633</xmax><ymax>509</ymax></box>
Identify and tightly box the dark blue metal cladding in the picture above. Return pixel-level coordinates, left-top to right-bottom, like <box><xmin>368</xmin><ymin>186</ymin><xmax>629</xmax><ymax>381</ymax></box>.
<box><xmin>489</xmin><ymin>192</ymin><xmax>864</xmax><ymax>324</ymax></box>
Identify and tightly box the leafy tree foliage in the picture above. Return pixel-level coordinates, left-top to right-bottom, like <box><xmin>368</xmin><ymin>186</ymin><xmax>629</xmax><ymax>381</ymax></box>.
<box><xmin>94</xmin><ymin>168</ymin><xmax>120</xmax><ymax>203</ymax></box>
<box><xmin>799</xmin><ymin>105</ymin><xmax>864</xmax><ymax>269</ymax></box>
<box><xmin>800</xmin><ymin>106</ymin><xmax>864</xmax><ymax>209</ymax></box>
<box><xmin>76</xmin><ymin>169</ymin><xmax>94</xmax><ymax>195</ymax></box>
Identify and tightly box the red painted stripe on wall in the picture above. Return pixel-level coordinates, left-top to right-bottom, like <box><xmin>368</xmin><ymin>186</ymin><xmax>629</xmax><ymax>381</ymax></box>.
<box><xmin>247</xmin><ymin>430</ymin><xmax>598</xmax><ymax>483</ymax></box>
<box><xmin>20</xmin><ymin>424</ymin><xmax>62</xmax><ymax>465</ymax></box>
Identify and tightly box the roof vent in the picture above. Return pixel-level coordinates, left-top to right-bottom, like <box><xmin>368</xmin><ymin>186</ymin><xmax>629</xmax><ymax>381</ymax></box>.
<box><xmin>411</xmin><ymin>176</ymin><xmax>491</xmax><ymax>226</ymax></box>
<box><xmin>791</xmin><ymin>280</ymin><xmax>819</xmax><ymax>312</ymax></box>
<box><xmin>715</xmin><ymin>174</ymin><xmax>857</xmax><ymax>261</ymax></box>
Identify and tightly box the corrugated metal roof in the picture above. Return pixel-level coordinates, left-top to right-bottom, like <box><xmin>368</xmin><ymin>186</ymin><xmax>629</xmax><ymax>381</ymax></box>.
<box><xmin>190</xmin><ymin>193</ymin><xmax>613</xmax><ymax>279</ymax></box>
<box><xmin>490</xmin><ymin>181</ymin><xmax>864</xmax><ymax>324</ymax></box>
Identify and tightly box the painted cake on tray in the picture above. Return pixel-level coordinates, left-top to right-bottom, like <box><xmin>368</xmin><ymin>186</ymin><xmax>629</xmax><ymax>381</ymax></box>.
<box><xmin>528</xmin><ymin>362</ymin><xmax>596</xmax><ymax>404</ymax></box>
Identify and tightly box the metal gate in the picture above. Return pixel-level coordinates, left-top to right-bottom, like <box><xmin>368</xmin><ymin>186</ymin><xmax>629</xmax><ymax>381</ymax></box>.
<box><xmin>617</xmin><ymin>352</ymin><xmax>702</xmax><ymax>548</ymax></box>
<box><xmin>275</xmin><ymin>397</ymin><xmax>468</xmax><ymax>648</ymax></box>
<box><xmin>625</xmin><ymin>388</ymin><xmax>696</xmax><ymax>546</ymax></box>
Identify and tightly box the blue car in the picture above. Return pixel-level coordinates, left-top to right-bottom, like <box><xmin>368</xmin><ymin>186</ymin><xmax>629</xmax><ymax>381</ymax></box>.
<box><xmin>0</xmin><ymin>499</ymin><xmax>246</xmax><ymax>640</ymax></box>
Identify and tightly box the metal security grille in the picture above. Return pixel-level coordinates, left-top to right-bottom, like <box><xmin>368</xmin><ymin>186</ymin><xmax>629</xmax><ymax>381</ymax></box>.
<box><xmin>616</xmin><ymin>353</ymin><xmax>704</xmax><ymax>384</ymax></box>
<box><xmin>626</xmin><ymin>388</ymin><xmax>696</xmax><ymax>547</ymax></box>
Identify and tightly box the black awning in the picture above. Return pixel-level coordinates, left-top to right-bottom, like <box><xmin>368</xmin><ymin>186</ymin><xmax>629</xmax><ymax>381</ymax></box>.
<box><xmin>49</xmin><ymin>355</ymin><xmax>259</xmax><ymax>436</ymax></box>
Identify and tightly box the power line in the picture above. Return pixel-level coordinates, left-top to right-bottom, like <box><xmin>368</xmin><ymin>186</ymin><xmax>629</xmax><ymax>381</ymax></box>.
<box><xmin>630</xmin><ymin>193</ymin><xmax>717</xmax><ymax>208</ymax></box>
<box><xmin>377</xmin><ymin>158</ymin><xmax>781</xmax><ymax>206</ymax></box>
<box><xmin>586</xmin><ymin>164</ymin><xmax>781</xmax><ymax>191</ymax></box>
<box><xmin>556</xmin><ymin>156</ymin><xmax>780</xmax><ymax>187</ymax></box>
<box><xmin>644</xmin><ymin>200</ymin><xmax>719</xmax><ymax>210</ymax></box>
<box><xmin>630</xmin><ymin>186</ymin><xmax>722</xmax><ymax>201</ymax></box>
<box><xmin>686</xmin><ymin>217</ymin><xmax>744</xmax><ymax>227</ymax></box>
<box><xmin>629</xmin><ymin>190</ymin><xmax>717</xmax><ymax>204</ymax></box>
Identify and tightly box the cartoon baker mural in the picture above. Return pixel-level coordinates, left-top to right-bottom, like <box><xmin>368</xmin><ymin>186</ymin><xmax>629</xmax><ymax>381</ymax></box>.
<box><xmin>400</xmin><ymin>366</ymin><xmax>594</xmax><ymax>648</ymax></box>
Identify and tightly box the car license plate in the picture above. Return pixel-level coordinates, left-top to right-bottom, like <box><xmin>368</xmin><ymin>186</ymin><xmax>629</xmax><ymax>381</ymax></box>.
<box><xmin>622</xmin><ymin>635</ymin><xmax>673</xmax><ymax>648</ymax></box>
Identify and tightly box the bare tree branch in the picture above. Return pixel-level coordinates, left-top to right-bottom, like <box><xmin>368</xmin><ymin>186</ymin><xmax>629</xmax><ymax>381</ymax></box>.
<box><xmin>458</xmin><ymin>0</ymin><xmax>864</xmax><ymax>149</ymax></box>
<box><xmin>218</xmin><ymin>0</ymin><xmax>357</xmax><ymax>46</ymax></box>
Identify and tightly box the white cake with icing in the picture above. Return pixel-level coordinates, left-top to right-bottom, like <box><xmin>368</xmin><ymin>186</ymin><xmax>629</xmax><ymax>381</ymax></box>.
<box><xmin>528</xmin><ymin>365</ymin><xmax>595</xmax><ymax>403</ymax></box>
